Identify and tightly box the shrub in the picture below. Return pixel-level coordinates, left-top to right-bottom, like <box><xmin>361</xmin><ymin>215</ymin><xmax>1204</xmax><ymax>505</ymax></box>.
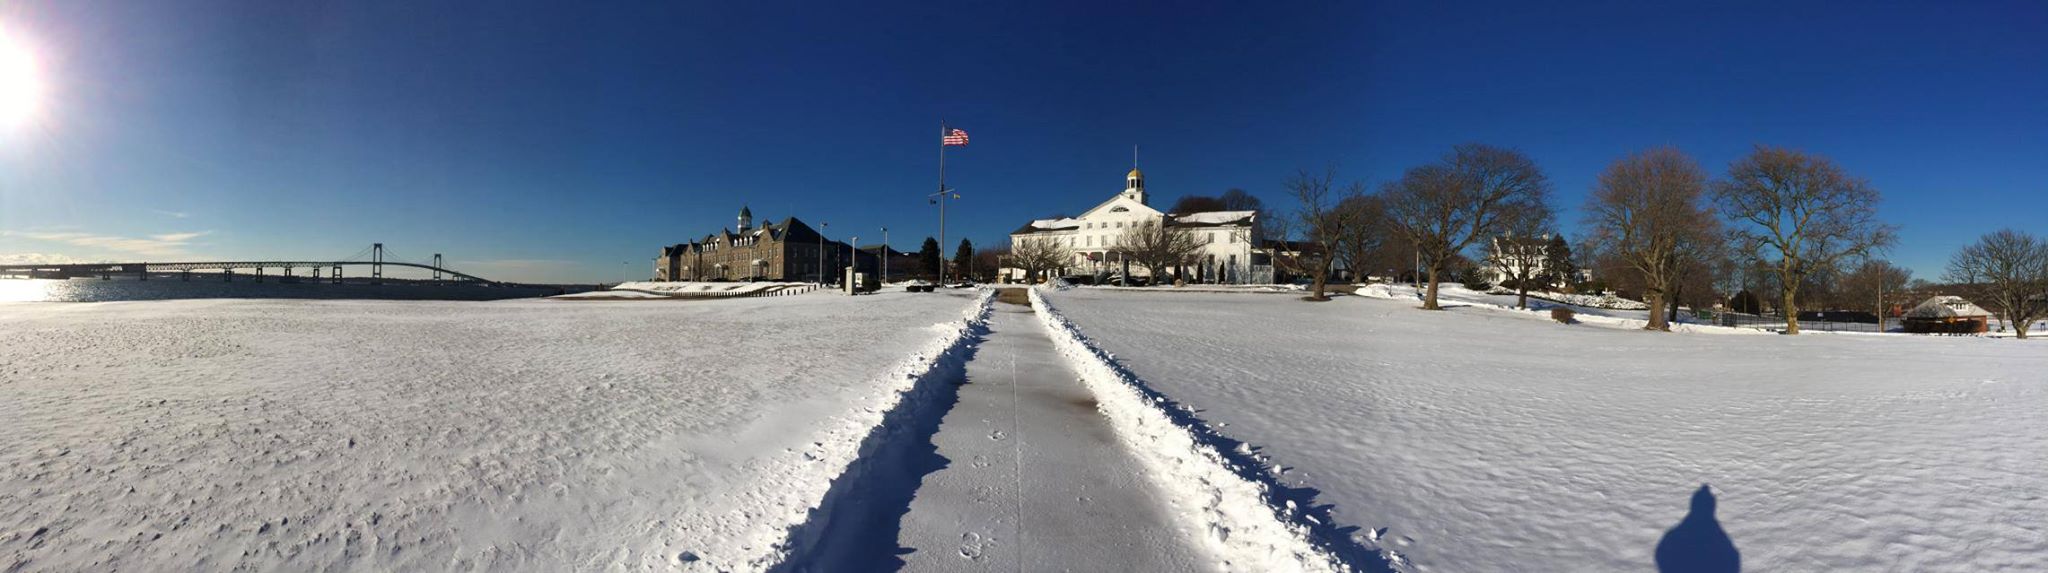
<box><xmin>1550</xmin><ymin>307</ymin><xmax>1576</xmax><ymax>324</ymax></box>
<box><xmin>1459</xmin><ymin>267</ymin><xmax>1494</xmax><ymax>291</ymax></box>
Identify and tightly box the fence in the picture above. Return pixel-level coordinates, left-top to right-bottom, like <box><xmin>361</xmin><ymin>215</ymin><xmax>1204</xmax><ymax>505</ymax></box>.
<box><xmin>1716</xmin><ymin>312</ymin><xmax>1892</xmax><ymax>333</ymax></box>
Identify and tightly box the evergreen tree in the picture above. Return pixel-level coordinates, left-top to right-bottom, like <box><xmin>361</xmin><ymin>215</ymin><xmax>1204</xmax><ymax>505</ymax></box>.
<box><xmin>917</xmin><ymin>237</ymin><xmax>943</xmax><ymax>280</ymax></box>
<box><xmin>953</xmin><ymin>239</ymin><xmax>975</xmax><ymax>281</ymax></box>
<box><xmin>1543</xmin><ymin>234</ymin><xmax>1577</xmax><ymax>289</ymax></box>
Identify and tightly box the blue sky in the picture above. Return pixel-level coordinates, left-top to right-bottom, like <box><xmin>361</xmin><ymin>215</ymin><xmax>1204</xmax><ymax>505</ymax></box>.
<box><xmin>0</xmin><ymin>1</ymin><xmax>2042</xmax><ymax>283</ymax></box>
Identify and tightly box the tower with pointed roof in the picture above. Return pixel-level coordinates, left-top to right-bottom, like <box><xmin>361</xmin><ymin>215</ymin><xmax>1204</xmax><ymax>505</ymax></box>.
<box><xmin>737</xmin><ymin>205</ymin><xmax>753</xmax><ymax>232</ymax></box>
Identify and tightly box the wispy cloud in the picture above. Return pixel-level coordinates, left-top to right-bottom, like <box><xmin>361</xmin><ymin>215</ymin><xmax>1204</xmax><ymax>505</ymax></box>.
<box><xmin>2</xmin><ymin>230</ymin><xmax>212</xmax><ymax>259</ymax></box>
<box><xmin>151</xmin><ymin>209</ymin><xmax>190</xmax><ymax>219</ymax></box>
<box><xmin>150</xmin><ymin>232</ymin><xmax>208</xmax><ymax>242</ymax></box>
<box><xmin>0</xmin><ymin>252</ymin><xmax>88</xmax><ymax>265</ymax></box>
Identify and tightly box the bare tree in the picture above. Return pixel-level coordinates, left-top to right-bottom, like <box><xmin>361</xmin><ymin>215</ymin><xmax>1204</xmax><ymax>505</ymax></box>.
<box><xmin>1838</xmin><ymin>259</ymin><xmax>1912</xmax><ymax>328</ymax></box>
<box><xmin>1169</xmin><ymin>195</ymin><xmax>1229</xmax><ymax>213</ymax></box>
<box><xmin>1218</xmin><ymin>188</ymin><xmax>1269</xmax><ymax>243</ymax></box>
<box><xmin>1332</xmin><ymin>193</ymin><xmax>1389</xmax><ymax>284</ymax></box>
<box><xmin>1583</xmin><ymin>147</ymin><xmax>1721</xmax><ymax>331</ymax></box>
<box><xmin>1281</xmin><ymin>168</ymin><xmax>1365</xmax><ymax>301</ymax></box>
<box><xmin>1383</xmin><ymin>143</ymin><xmax>1552</xmax><ymax>310</ymax></box>
<box><xmin>1110</xmin><ymin>217</ymin><xmax>1205</xmax><ymax>282</ymax></box>
<box><xmin>1484</xmin><ymin>201</ymin><xmax>1557</xmax><ymax>309</ymax></box>
<box><xmin>1945</xmin><ymin>229</ymin><xmax>2048</xmax><ymax>339</ymax></box>
<box><xmin>1008</xmin><ymin>236</ymin><xmax>1072</xmax><ymax>284</ymax></box>
<box><xmin>1713</xmin><ymin>145</ymin><xmax>1898</xmax><ymax>334</ymax></box>
<box><xmin>974</xmin><ymin>246</ymin><xmax>1010</xmax><ymax>283</ymax></box>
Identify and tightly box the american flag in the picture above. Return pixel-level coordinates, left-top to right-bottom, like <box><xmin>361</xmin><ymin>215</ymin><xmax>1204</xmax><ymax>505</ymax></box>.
<box><xmin>942</xmin><ymin>128</ymin><xmax>969</xmax><ymax>146</ymax></box>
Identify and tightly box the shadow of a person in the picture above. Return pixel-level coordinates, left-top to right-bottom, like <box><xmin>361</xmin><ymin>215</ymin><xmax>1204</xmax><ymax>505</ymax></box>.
<box><xmin>1655</xmin><ymin>484</ymin><xmax>1741</xmax><ymax>573</ymax></box>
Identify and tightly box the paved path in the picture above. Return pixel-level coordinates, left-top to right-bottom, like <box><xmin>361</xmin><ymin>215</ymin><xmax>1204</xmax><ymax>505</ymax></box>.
<box><xmin>896</xmin><ymin>297</ymin><xmax>1205</xmax><ymax>572</ymax></box>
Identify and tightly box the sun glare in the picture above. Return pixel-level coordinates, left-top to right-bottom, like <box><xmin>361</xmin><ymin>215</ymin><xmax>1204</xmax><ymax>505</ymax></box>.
<box><xmin>0</xmin><ymin>25</ymin><xmax>43</xmax><ymax>129</ymax></box>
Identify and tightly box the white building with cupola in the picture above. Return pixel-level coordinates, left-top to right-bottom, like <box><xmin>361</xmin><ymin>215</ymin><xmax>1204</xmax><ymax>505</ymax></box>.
<box><xmin>1004</xmin><ymin>167</ymin><xmax>1266</xmax><ymax>284</ymax></box>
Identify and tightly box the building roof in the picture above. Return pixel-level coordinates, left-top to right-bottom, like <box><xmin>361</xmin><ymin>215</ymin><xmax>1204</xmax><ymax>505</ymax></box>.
<box><xmin>1905</xmin><ymin>295</ymin><xmax>1992</xmax><ymax>319</ymax></box>
<box><xmin>1010</xmin><ymin>210</ymin><xmax>1253</xmax><ymax>236</ymax></box>
<box><xmin>1011</xmin><ymin>217</ymin><xmax>1082</xmax><ymax>235</ymax></box>
<box><xmin>1169</xmin><ymin>210</ymin><xmax>1256</xmax><ymax>226</ymax></box>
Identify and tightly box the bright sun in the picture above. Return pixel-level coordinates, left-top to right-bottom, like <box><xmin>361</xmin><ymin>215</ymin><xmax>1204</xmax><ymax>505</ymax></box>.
<box><xmin>0</xmin><ymin>25</ymin><xmax>43</xmax><ymax>129</ymax></box>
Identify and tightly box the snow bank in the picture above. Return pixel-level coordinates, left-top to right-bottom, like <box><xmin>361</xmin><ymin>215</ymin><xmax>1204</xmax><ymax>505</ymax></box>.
<box><xmin>1357</xmin><ymin>283</ymin><xmax>1764</xmax><ymax>335</ymax></box>
<box><xmin>548</xmin><ymin>289</ymin><xmax>671</xmax><ymax>299</ymax></box>
<box><xmin>1488</xmin><ymin>287</ymin><xmax>1649</xmax><ymax>310</ymax></box>
<box><xmin>604</xmin><ymin>281</ymin><xmax>817</xmax><ymax>298</ymax></box>
<box><xmin>668</xmin><ymin>289</ymin><xmax>992</xmax><ymax>571</ymax></box>
<box><xmin>1088</xmin><ymin>283</ymin><xmax>1304</xmax><ymax>294</ymax></box>
<box><xmin>1047</xmin><ymin>289</ymin><xmax>2048</xmax><ymax>572</ymax></box>
<box><xmin>1028</xmin><ymin>287</ymin><xmax>1351</xmax><ymax>572</ymax></box>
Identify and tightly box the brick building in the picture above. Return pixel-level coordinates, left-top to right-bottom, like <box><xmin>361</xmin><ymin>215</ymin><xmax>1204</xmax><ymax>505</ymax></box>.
<box><xmin>654</xmin><ymin>206</ymin><xmax>874</xmax><ymax>282</ymax></box>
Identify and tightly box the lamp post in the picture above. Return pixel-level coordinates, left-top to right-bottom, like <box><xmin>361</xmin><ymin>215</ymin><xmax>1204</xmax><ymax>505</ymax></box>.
<box><xmin>817</xmin><ymin>222</ymin><xmax>829</xmax><ymax>285</ymax></box>
<box><xmin>880</xmin><ymin>227</ymin><xmax>889</xmax><ymax>284</ymax></box>
<box><xmin>849</xmin><ymin>236</ymin><xmax>860</xmax><ymax>292</ymax></box>
<box><xmin>929</xmin><ymin>188</ymin><xmax>961</xmax><ymax>282</ymax></box>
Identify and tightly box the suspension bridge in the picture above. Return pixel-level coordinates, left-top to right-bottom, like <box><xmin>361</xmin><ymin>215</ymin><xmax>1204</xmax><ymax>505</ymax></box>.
<box><xmin>0</xmin><ymin>244</ymin><xmax>509</xmax><ymax>285</ymax></box>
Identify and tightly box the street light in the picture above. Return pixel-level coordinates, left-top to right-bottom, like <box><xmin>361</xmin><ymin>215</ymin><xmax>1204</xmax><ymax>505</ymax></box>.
<box><xmin>880</xmin><ymin>227</ymin><xmax>889</xmax><ymax>284</ymax></box>
<box><xmin>929</xmin><ymin>188</ymin><xmax>962</xmax><ymax>282</ymax></box>
<box><xmin>849</xmin><ymin>236</ymin><xmax>860</xmax><ymax>292</ymax></box>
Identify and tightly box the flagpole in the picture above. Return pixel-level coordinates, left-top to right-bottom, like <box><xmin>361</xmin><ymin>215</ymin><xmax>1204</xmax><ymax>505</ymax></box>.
<box><xmin>938</xmin><ymin>120</ymin><xmax>948</xmax><ymax>283</ymax></box>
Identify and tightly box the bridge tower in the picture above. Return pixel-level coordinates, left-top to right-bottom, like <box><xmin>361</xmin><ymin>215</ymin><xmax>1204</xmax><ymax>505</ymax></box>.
<box><xmin>372</xmin><ymin>243</ymin><xmax>384</xmax><ymax>284</ymax></box>
<box><xmin>433</xmin><ymin>253</ymin><xmax>443</xmax><ymax>281</ymax></box>
<box><xmin>331</xmin><ymin>265</ymin><xmax>342</xmax><ymax>284</ymax></box>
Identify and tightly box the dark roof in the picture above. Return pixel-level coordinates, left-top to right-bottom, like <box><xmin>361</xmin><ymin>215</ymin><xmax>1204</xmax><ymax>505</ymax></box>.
<box><xmin>660</xmin><ymin>215</ymin><xmax>831</xmax><ymax>253</ymax></box>
<box><xmin>1011</xmin><ymin>216</ymin><xmax>1087</xmax><ymax>235</ymax></box>
<box><xmin>858</xmin><ymin>245</ymin><xmax>910</xmax><ymax>257</ymax></box>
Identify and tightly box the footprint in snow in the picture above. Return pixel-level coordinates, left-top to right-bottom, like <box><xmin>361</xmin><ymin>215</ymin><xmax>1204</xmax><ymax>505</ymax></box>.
<box><xmin>989</xmin><ymin>430</ymin><xmax>1006</xmax><ymax>441</ymax></box>
<box><xmin>959</xmin><ymin>532</ymin><xmax>993</xmax><ymax>560</ymax></box>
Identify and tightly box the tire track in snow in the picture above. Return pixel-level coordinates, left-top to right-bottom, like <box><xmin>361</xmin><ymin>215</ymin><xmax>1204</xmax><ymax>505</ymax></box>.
<box><xmin>1029</xmin><ymin>287</ymin><xmax>1398</xmax><ymax>572</ymax></box>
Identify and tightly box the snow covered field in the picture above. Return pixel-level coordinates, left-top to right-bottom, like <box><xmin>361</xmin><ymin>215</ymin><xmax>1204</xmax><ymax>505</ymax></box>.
<box><xmin>1043</xmin><ymin>289</ymin><xmax>2048</xmax><ymax>572</ymax></box>
<box><xmin>592</xmin><ymin>281</ymin><xmax>817</xmax><ymax>298</ymax></box>
<box><xmin>0</xmin><ymin>291</ymin><xmax>987</xmax><ymax>571</ymax></box>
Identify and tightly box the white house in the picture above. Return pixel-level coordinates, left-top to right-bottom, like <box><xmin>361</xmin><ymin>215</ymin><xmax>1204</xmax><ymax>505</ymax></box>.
<box><xmin>1483</xmin><ymin>233</ymin><xmax>1576</xmax><ymax>288</ymax></box>
<box><xmin>1005</xmin><ymin>167</ymin><xmax>1262</xmax><ymax>284</ymax></box>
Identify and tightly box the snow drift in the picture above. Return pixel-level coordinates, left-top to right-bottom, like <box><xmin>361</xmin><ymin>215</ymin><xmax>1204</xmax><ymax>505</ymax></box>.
<box><xmin>1028</xmin><ymin>287</ymin><xmax>1355</xmax><ymax>572</ymax></box>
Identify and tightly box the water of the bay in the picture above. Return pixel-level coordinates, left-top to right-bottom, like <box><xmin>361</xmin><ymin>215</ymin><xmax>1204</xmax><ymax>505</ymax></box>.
<box><xmin>0</xmin><ymin>278</ymin><xmax>574</xmax><ymax>302</ymax></box>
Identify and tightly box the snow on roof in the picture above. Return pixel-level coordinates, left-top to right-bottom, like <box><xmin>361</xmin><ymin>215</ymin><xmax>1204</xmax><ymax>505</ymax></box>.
<box><xmin>1906</xmin><ymin>295</ymin><xmax>1992</xmax><ymax>319</ymax></box>
<box><xmin>1013</xmin><ymin>217</ymin><xmax>1081</xmax><ymax>235</ymax></box>
<box><xmin>1170</xmin><ymin>210</ymin><xmax>1256</xmax><ymax>225</ymax></box>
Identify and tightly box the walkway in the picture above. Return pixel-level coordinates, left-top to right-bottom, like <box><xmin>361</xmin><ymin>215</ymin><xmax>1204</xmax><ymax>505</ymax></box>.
<box><xmin>895</xmin><ymin>294</ymin><xmax>1205</xmax><ymax>571</ymax></box>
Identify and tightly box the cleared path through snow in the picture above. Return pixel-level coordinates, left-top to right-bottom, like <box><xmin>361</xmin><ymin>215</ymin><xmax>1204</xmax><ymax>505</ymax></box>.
<box><xmin>896</xmin><ymin>296</ymin><xmax>1206</xmax><ymax>571</ymax></box>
